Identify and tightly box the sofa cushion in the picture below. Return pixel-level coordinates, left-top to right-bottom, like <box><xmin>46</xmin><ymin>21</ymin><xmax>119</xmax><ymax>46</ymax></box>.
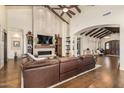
<box><xmin>59</xmin><ymin>57</ymin><xmax>79</xmax><ymax>63</ymax></box>
<box><xmin>80</xmin><ymin>55</ymin><xmax>95</xmax><ymax>65</ymax></box>
<box><xmin>21</xmin><ymin>58</ymin><xmax>59</xmax><ymax>70</ymax></box>
<box><xmin>60</xmin><ymin>69</ymin><xmax>78</xmax><ymax>81</ymax></box>
<box><xmin>59</xmin><ymin>57</ymin><xmax>79</xmax><ymax>74</ymax></box>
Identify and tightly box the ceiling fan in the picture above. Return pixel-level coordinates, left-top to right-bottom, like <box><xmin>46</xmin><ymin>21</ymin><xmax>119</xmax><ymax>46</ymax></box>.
<box><xmin>52</xmin><ymin>5</ymin><xmax>81</xmax><ymax>18</ymax></box>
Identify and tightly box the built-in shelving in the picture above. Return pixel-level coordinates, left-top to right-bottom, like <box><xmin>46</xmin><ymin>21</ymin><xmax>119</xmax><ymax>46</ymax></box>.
<box><xmin>26</xmin><ymin>31</ymin><xmax>33</xmax><ymax>54</ymax></box>
<box><xmin>55</xmin><ymin>34</ymin><xmax>62</xmax><ymax>57</ymax></box>
<box><xmin>66</xmin><ymin>37</ymin><xmax>70</xmax><ymax>56</ymax></box>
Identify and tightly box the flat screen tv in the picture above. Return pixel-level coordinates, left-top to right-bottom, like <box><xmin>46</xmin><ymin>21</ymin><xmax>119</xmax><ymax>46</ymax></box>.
<box><xmin>37</xmin><ymin>35</ymin><xmax>53</xmax><ymax>44</ymax></box>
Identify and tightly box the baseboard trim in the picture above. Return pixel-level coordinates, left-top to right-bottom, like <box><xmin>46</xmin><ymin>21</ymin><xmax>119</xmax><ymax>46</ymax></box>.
<box><xmin>21</xmin><ymin>72</ymin><xmax>24</xmax><ymax>88</ymax></box>
<box><xmin>106</xmin><ymin>55</ymin><xmax>120</xmax><ymax>57</ymax></box>
<box><xmin>49</xmin><ymin>64</ymin><xmax>102</xmax><ymax>88</ymax></box>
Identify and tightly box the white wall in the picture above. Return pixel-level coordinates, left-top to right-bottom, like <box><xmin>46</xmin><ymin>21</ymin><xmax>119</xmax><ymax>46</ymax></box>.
<box><xmin>6</xmin><ymin>6</ymin><xmax>32</xmax><ymax>58</ymax></box>
<box><xmin>70</xmin><ymin>5</ymin><xmax>124</xmax><ymax>69</ymax></box>
<box><xmin>0</xmin><ymin>5</ymin><xmax>6</xmax><ymax>69</ymax></box>
<box><xmin>33</xmin><ymin>6</ymin><xmax>68</xmax><ymax>56</ymax></box>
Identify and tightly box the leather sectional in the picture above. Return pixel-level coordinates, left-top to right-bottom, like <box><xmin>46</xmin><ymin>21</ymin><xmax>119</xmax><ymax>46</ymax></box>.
<box><xmin>21</xmin><ymin>55</ymin><xmax>96</xmax><ymax>88</ymax></box>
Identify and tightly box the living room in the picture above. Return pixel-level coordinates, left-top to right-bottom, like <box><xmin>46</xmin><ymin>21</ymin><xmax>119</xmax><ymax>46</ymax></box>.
<box><xmin>0</xmin><ymin>4</ymin><xmax>123</xmax><ymax>89</ymax></box>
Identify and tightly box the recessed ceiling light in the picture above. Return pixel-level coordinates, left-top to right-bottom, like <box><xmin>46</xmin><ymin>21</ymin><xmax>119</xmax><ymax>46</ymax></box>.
<box><xmin>63</xmin><ymin>8</ymin><xmax>68</xmax><ymax>12</ymax></box>
<box><xmin>104</xmin><ymin>36</ymin><xmax>110</xmax><ymax>39</ymax></box>
<box><xmin>13</xmin><ymin>34</ymin><xmax>20</xmax><ymax>38</ymax></box>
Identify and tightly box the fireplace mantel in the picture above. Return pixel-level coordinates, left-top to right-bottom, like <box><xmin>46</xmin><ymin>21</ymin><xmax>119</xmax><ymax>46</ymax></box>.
<box><xmin>34</xmin><ymin>44</ymin><xmax>55</xmax><ymax>57</ymax></box>
<box><xmin>35</xmin><ymin>44</ymin><xmax>55</xmax><ymax>48</ymax></box>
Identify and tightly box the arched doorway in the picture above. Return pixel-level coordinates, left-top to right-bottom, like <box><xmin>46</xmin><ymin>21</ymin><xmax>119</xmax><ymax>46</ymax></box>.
<box><xmin>73</xmin><ymin>24</ymin><xmax>120</xmax><ymax>56</ymax></box>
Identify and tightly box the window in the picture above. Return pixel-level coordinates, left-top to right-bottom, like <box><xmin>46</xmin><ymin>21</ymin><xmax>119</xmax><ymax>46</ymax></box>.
<box><xmin>106</xmin><ymin>43</ymin><xmax>109</xmax><ymax>49</ymax></box>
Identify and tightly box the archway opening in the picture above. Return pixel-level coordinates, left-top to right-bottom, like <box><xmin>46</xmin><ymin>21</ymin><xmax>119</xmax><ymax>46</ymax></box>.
<box><xmin>73</xmin><ymin>24</ymin><xmax>120</xmax><ymax>56</ymax></box>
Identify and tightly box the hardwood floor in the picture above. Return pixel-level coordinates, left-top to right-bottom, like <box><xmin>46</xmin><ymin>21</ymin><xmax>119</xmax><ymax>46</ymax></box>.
<box><xmin>0</xmin><ymin>59</ymin><xmax>21</xmax><ymax>88</ymax></box>
<box><xmin>0</xmin><ymin>56</ymin><xmax>124</xmax><ymax>88</ymax></box>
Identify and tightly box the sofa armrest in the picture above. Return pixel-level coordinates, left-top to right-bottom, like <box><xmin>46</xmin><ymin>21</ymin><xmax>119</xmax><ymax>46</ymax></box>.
<box><xmin>22</xmin><ymin>64</ymin><xmax>59</xmax><ymax>88</ymax></box>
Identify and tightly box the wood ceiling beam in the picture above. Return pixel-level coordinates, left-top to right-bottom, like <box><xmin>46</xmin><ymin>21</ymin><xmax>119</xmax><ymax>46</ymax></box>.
<box><xmin>63</xmin><ymin>5</ymin><xmax>66</xmax><ymax>7</ymax></box>
<box><xmin>85</xmin><ymin>28</ymin><xmax>98</xmax><ymax>36</ymax></box>
<box><xmin>94</xmin><ymin>29</ymin><xmax>109</xmax><ymax>38</ymax></box>
<box><xmin>66</xmin><ymin>12</ymin><xmax>72</xmax><ymax>18</ymax></box>
<box><xmin>52</xmin><ymin>8</ymin><xmax>61</xmax><ymax>10</ymax></box>
<box><xmin>68</xmin><ymin>10</ymin><xmax>76</xmax><ymax>15</ymax></box>
<box><xmin>58</xmin><ymin>5</ymin><xmax>63</xmax><ymax>8</ymax></box>
<box><xmin>60</xmin><ymin>12</ymin><xmax>64</xmax><ymax>16</ymax></box>
<box><xmin>46</xmin><ymin>5</ymin><xmax>69</xmax><ymax>24</ymax></box>
<box><xmin>99</xmin><ymin>32</ymin><xmax>112</xmax><ymax>39</ymax></box>
<box><xmin>97</xmin><ymin>31</ymin><xmax>111</xmax><ymax>38</ymax></box>
<box><xmin>89</xmin><ymin>28</ymin><xmax>104</xmax><ymax>37</ymax></box>
<box><xmin>97</xmin><ymin>31</ymin><xmax>112</xmax><ymax>38</ymax></box>
<box><xmin>80</xmin><ymin>32</ymin><xmax>85</xmax><ymax>35</ymax></box>
<box><xmin>105</xmin><ymin>27</ymin><xmax>120</xmax><ymax>33</ymax></box>
<box><xmin>75</xmin><ymin>6</ymin><xmax>81</xmax><ymax>13</ymax></box>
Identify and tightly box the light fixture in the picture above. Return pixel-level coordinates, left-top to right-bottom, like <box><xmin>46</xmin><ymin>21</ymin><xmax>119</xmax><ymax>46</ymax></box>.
<box><xmin>63</xmin><ymin>8</ymin><xmax>68</xmax><ymax>12</ymax></box>
<box><xmin>104</xmin><ymin>36</ymin><xmax>110</xmax><ymax>39</ymax></box>
<box><xmin>13</xmin><ymin>34</ymin><xmax>20</xmax><ymax>38</ymax></box>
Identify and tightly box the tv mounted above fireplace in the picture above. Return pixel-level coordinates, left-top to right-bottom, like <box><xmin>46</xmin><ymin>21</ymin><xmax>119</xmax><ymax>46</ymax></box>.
<box><xmin>37</xmin><ymin>35</ymin><xmax>53</xmax><ymax>44</ymax></box>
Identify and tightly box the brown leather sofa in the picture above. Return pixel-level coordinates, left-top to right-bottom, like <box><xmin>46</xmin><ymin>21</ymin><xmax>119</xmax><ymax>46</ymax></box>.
<box><xmin>59</xmin><ymin>56</ymin><xmax>95</xmax><ymax>81</ymax></box>
<box><xmin>59</xmin><ymin>57</ymin><xmax>79</xmax><ymax>81</ymax></box>
<box><xmin>21</xmin><ymin>55</ymin><xmax>96</xmax><ymax>88</ymax></box>
<box><xmin>21</xmin><ymin>58</ymin><xmax>60</xmax><ymax>88</ymax></box>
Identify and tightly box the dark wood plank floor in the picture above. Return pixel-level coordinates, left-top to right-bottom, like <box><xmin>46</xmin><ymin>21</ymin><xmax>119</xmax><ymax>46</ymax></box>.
<box><xmin>0</xmin><ymin>56</ymin><xmax>124</xmax><ymax>88</ymax></box>
<box><xmin>0</xmin><ymin>59</ymin><xmax>21</xmax><ymax>88</ymax></box>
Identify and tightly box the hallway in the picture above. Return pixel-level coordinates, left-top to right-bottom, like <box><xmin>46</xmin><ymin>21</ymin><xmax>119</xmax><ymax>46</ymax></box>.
<box><xmin>0</xmin><ymin>56</ymin><xmax>124</xmax><ymax>88</ymax></box>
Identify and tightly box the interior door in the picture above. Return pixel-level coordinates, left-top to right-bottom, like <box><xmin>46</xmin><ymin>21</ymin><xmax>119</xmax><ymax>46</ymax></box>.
<box><xmin>4</xmin><ymin>32</ymin><xmax>7</xmax><ymax>64</ymax></box>
<box><xmin>105</xmin><ymin>40</ymin><xmax>119</xmax><ymax>55</ymax></box>
<box><xmin>105</xmin><ymin>42</ymin><xmax>110</xmax><ymax>54</ymax></box>
<box><xmin>77</xmin><ymin>38</ymin><xmax>81</xmax><ymax>56</ymax></box>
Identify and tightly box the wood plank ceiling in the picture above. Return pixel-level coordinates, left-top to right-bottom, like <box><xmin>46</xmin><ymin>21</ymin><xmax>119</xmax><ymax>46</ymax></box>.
<box><xmin>80</xmin><ymin>27</ymin><xmax>119</xmax><ymax>39</ymax></box>
<box><xmin>44</xmin><ymin>5</ymin><xmax>81</xmax><ymax>24</ymax></box>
